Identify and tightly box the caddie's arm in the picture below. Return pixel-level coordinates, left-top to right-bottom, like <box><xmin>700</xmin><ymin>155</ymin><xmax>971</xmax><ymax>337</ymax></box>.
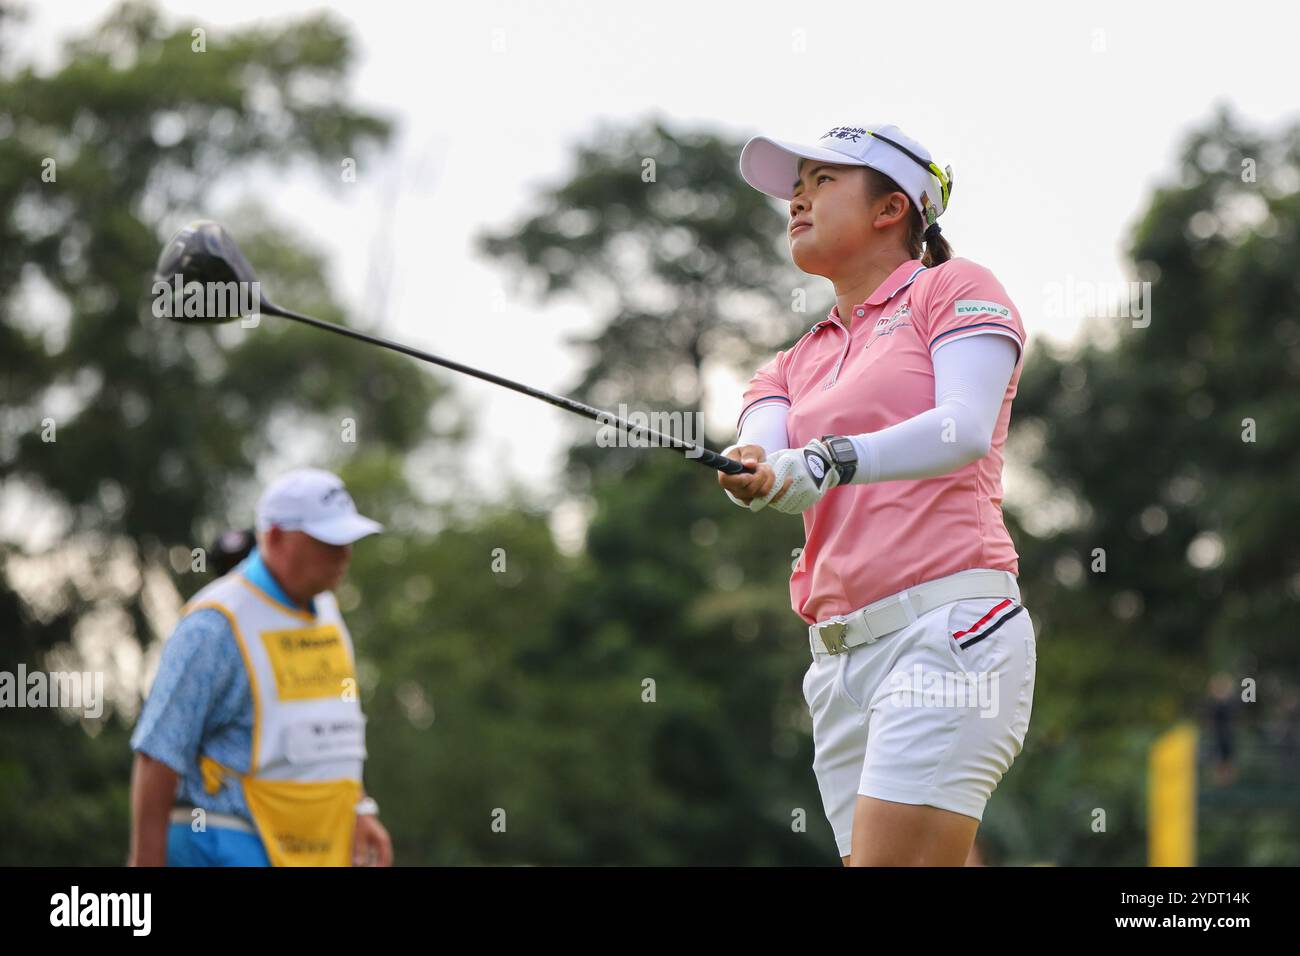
<box><xmin>129</xmin><ymin>753</ymin><xmax>179</xmax><ymax>866</ymax></box>
<box><xmin>352</xmin><ymin>790</ymin><xmax>393</xmax><ymax>867</ymax></box>
<box><xmin>127</xmin><ymin>607</ymin><xmax>241</xmax><ymax>866</ymax></box>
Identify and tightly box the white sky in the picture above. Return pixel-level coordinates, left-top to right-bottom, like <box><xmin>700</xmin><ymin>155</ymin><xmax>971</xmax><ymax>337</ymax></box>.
<box><xmin>15</xmin><ymin>0</ymin><xmax>1300</xmax><ymax>502</ymax></box>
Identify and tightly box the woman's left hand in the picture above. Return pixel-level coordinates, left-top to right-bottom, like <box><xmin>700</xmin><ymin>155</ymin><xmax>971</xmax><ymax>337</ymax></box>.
<box><xmin>753</xmin><ymin>439</ymin><xmax>842</xmax><ymax>514</ymax></box>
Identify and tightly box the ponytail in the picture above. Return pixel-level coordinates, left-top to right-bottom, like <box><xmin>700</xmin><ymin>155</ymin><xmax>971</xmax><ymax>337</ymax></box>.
<box><xmin>921</xmin><ymin>221</ymin><xmax>953</xmax><ymax>267</ymax></box>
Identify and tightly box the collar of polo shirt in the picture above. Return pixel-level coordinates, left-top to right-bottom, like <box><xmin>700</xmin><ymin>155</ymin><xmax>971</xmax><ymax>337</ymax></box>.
<box><xmin>809</xmin><ymin>260</ymin><xmax>929</xmax><ymax>333</ymax></box>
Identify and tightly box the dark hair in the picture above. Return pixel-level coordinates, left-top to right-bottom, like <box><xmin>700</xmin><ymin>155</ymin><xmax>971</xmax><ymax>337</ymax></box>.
<box><xmin>862</xmin><ymin>167</ymin><xmax>953</xmax><ymax>267</ymax></box>
<box><xmin>209</xmin><ymin>527</ymin><xmax>256</xmax><ymax>576</ymax></box>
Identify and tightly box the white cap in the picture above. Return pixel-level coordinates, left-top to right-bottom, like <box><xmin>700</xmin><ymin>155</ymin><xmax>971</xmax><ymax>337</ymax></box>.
<box><xmin>739</xmin><ymin>123</ymin><xmax>952</xmax><ymax>227</ymax></box>
<box><xmin>255</xmin><ymin>468</ymin><xmax>383</xmax><ymax>546</ymax></box>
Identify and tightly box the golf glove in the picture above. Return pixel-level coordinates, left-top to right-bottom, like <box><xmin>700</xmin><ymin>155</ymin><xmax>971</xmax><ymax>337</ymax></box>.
<box><xmin>751</xmin><ymin>438</ymin><xmax>843</xmax><ymax>515</ymax></box>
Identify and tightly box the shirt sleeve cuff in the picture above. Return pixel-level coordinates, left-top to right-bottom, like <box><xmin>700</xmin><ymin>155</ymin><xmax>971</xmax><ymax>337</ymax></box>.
<box><xmin>131</xmin><ymin>741</ymin><xmax>189</xmax><ymax>777</ymax></box>
<box><xmin>931</xmin><ymin>326</ymin><xmax>1023</xmax><ymax>365</ymax></box>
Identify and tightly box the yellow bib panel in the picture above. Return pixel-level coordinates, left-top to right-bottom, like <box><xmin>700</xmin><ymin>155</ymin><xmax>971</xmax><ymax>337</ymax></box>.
<box><xmin>185</xmin><ymin>572</ymin><xmax>367</xmax><ymax>867</ymax></box>
<box><xmin>198</xmin><ymin>756</ymin><xmax>361</xmax><ymax>867</ymax></box>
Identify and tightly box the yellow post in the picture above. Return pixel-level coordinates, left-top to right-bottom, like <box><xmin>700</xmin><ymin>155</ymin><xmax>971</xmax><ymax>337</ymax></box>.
<box><xmin>1148</xmin><ymin>722</ymin><xmax>1197</xmax><ymax>866</ymax></box>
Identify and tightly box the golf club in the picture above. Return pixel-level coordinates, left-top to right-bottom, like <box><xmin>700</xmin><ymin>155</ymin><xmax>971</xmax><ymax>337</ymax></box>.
<box><xmin>154</xmin><ymin>220</ymin><xmax>755</xmax><ymax>476</ymax></box>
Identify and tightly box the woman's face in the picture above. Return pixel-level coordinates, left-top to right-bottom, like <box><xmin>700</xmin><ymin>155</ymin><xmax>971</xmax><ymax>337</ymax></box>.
<box><xmin>787</xmin><ymin>159</ymin><xmax>904</xmax><ymax>276</ymax></box>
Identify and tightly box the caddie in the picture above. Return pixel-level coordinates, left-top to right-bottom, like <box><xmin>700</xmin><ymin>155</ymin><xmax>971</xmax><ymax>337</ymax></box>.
<box><xmin>129</xmin><ymin>468</ymin><xmax>391</xmax><ymax>867</ymax></box>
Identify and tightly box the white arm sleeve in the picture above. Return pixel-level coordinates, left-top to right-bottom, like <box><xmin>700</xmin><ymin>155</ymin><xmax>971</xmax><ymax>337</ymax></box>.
<box><xmin>724</xmin><ymin>402</ymin><xmax>790</xmax><ymax>459</ymax></box>
<box><xmin>846</xmin><ymin>333</ymin><xmax>1019</xmax><ymax>484</ymax></box>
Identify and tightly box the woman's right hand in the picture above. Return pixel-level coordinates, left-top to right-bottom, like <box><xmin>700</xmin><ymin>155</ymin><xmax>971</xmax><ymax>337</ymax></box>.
<box><xmin>718</xmin><ymin>445</ymin><xmax>789</xmax><ymax>508</ymax></box>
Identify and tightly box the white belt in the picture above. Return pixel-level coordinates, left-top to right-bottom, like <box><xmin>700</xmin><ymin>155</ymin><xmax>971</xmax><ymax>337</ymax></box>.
<box><xmin>808</xmin><ymin>568</ymin><xmax>1020</xmax><ymax>656</ymax></box>
<box><xmin>170</xmin><ymin>806</ymin><xmax>256</xmax><ymax>835</ymax></box>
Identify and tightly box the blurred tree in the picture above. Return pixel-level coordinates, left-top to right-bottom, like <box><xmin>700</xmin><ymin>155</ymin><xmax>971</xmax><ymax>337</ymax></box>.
<box><xmin>995</xmin><ymin>103</ymin><xmax>1300</xmax><ymax>864</ymax></box>
<box><xmin>0</xmin><ymin>1</ymin><xmax>460</xmax><ymax>863</ymax></box>
<box><xmin>479</xmin><ymin>117</ymin><xmax>807</xmax><ymax>473</ymax></box>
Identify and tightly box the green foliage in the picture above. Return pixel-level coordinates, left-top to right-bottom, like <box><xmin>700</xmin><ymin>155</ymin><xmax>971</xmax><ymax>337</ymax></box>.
<box><xmin>1003</xmin><ymin>105</ymin><xmax>1300</xmax><ymax>864</ymax></box>
<box><xmin>478</xmin><ymin>116</ymin><xmax>805</xmax><ymax>419</ymax></box>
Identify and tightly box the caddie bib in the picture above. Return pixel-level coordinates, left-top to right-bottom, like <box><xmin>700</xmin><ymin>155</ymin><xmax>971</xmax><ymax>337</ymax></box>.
<box><xmin>183</xmin><ymin>570</ymin><xmax>366</xmax><ymax>866</ymax></box>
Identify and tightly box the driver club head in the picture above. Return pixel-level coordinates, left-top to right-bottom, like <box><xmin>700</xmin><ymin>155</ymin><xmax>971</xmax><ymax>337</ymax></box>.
<box><xmin>153</xmin><ymin>220</ymin><xmax>267</xmax><ymax>324</ymax></box>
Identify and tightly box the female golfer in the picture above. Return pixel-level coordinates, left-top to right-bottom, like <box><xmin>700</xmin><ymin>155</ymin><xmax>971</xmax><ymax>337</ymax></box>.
<box><xmin>719</xmin><ymin>122</ymin><xmax>1036</xmax><ymax>866</ymax></box>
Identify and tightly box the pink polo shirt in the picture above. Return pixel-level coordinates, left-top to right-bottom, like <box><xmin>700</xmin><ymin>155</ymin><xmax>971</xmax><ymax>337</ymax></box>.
<box><xmin>736</xmin><ymin>257</ymin><xmax>1027</xmax><ymax>626</ymax></box>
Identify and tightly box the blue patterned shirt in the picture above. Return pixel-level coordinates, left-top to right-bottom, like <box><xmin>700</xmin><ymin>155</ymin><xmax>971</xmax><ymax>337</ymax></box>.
<box><xmin>130</xmin><ymin>548</ymin><xmax>316</xmax><ymax>823</ymax></box>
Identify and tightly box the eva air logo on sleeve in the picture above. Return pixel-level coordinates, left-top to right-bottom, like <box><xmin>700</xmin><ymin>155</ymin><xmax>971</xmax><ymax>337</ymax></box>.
<box><xmin>955</xmin><ymin>299</ymin><xmax>1012</xmax><ymax>319</ymax></box>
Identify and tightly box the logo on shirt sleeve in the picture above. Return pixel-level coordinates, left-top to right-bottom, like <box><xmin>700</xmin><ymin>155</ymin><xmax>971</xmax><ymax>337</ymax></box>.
<box><xmin>954</xmin><ymin>299</ymin><xmax>1012</xmax><ymax>319</ymax></box>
